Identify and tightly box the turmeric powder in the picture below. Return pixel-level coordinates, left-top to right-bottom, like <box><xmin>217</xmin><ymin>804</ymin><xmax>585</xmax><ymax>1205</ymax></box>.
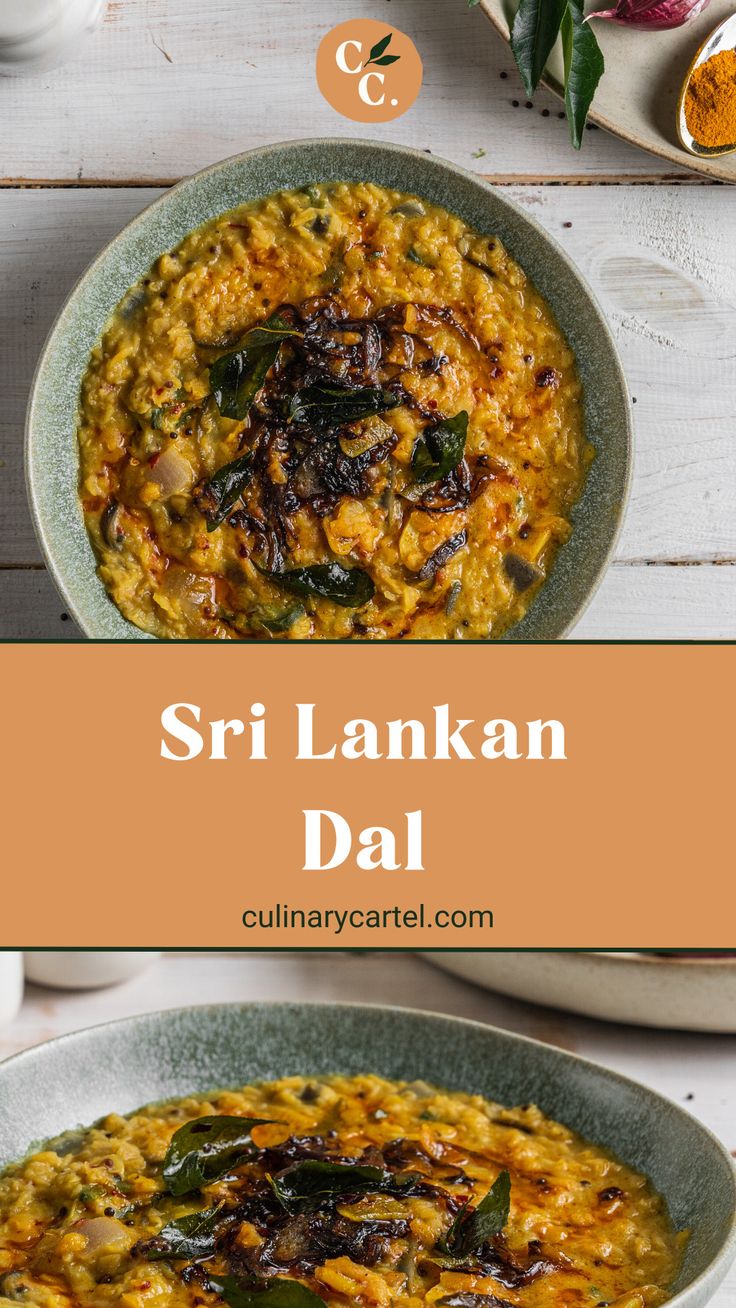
<box><xmin>684</xmin><ymin>47</ymin><xmax>736</xmax><ymax>149</ymax></box>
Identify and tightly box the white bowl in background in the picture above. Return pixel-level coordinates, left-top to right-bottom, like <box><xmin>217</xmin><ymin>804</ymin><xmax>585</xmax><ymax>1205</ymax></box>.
<box><xmin>24</xmin><ymin>951</ymin><xmax>161</xmax><ymax>990</ymax></box>
<box><xmin>0</xmin><ymin>953</ymin><xmax>24</xmax><ymax>1027</ymax></box>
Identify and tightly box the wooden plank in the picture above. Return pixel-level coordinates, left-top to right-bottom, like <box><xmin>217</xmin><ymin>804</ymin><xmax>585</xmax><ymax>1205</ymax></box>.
<box><xmin>0</xmin><ymin>0</ymin><xmax>670</xmax><ymax>183</ymax></box>
<box><xmin>572</xmin><ymin>564</ymin><xmax>736</xmax><ymax>639</ymax></box>
<box><xmin>0</xmin><ymin>570</ymin><xmax>82</xmax><ymax>639</ymax></box>
<box><xmin>3</xmin><ymin>185</ymin><xmax>735</xmax><ymax>570</ymax></box>
<box><xmin>2</xmin><ymin>564</ymin><xmax>735</xmax><ymax>640</ymax></box>
<box><xmin>0</xmin><ymin>189</ymin><xmax>161</xmax><ymax>566</ymax></box>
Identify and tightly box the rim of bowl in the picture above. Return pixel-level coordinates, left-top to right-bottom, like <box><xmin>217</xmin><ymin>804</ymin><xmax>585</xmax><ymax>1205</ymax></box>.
<box><xmin>1</xmin><ymin>999</ymin><xmax>734</xmax><ymax>1306</ymax></box>
<box><xmin>25</xmin><ymin>137</ymin><xmax>633</xmax><ymax>641</ymax></box>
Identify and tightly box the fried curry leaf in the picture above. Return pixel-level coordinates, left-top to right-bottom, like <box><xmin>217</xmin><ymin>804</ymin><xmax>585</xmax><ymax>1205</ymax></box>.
<box><xmin>289</xmin><ymin>385</ymin><xmax>398</xmax><ymax>430</ymax></box>
<box><xmin>268</xmin><ymin>563</ymin><xmax>375</xmax><ymax>609</ymax></box>
<box><xmin>270</xmin><ymin>1160</ymin><xmax>402</xmax><ymax>1211</ymax></box>
<box><xmin>162</xmin><ymin>1115</ymin><xmax>272</xmax><ymax>1195</ymax></box>
<box><xmin>196</xmin><ymin>454</ymin><xmax>254</xmax><ymax>532</ymax></box>
<box><xmin>210</xmin><ymin>348</ymin><xmax>275</xmax><ymax>421</ymax></box>
<box><xmin>439</xmin><ymin>1170</ymin><xmax>511</xmax><ymax>1259</ymax></box>
<box><xmin>144</xmin><ymin>1206</ymin><xmax>230</xmax><ymax>1260</ymax></box>
<box><xmin>411</xmin><ymin>411</ymin><xmax>469</xmax><ymax>485</ymax></box>
<box><xmin>212</xmin><ymin>1275</ymin><xmax>326</xmax><ymax>1308</ymax></box>
<box><xmin>210</xmin><ymin>315</ymin><xmax>300</xmax><ymax>420</ymax></box>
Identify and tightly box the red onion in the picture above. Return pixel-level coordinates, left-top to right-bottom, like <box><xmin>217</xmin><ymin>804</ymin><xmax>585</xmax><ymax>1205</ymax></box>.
<box><xmin>588</xmin><ymin>0</ymin><xmax>711</xmax><ymax>28</ymax></box>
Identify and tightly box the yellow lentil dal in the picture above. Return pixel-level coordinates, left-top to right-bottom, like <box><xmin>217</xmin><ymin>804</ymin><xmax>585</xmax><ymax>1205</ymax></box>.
<box><xmin>77</xmin><ymin>184</ymin><xmax>592</xmax><ymax>639</ymax></box>
<box><xmin>0</xmin><ymin>1076</ymin><xmax>683</xmax><ymax>1308</ymax></box>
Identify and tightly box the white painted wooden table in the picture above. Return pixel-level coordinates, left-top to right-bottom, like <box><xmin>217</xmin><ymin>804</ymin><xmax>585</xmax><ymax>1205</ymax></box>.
<box><xmin>2</xmin><ymin>951</ymin><xmax>734</xmax><ymax>1305</ymax></box>
<box><xmin>1</xmin><ymin>0</ymin><xmax>735</xmax><ymax>638</ymax></box>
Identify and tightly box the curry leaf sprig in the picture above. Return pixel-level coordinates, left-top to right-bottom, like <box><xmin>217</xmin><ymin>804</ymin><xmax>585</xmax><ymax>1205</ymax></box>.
<box><xmin>510</xmin><ymin>0</ymin><xmax>604</xmax><ymax>148</ymax></box>
<box><xmin>468</xmin><ymin>0</ymin><xmax>604</xmax><ymax>149</ymax></box>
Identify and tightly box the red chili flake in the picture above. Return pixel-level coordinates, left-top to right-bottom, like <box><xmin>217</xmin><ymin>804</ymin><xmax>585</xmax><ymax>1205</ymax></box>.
<box><xmin>428</xmin><ymin>399</ymin><xmax>438</xmax><ymax>409</ymax></box>
<box><xmin>238</xmin><ymin>544</ymin><xmax>249</xmax><ymax>559</ymax></box>
<box><xmin>136</xmin><ymin>1284</ymin><xmax>151</xmax><ymax>1292</ymax></box>
<box><xmin>489</xmin><ymin>365</ymin><xmax>503</xmax><ymax>379</ymax></box>
<box><xmin>535</xmin><ymin>366</ymin><xmax>560</xmax><ymax>389</ymax></box>
<box><xmin>228</xmin><ymin>224</ymin><xmax>250</xmax><ymax>231</ymax></box>
<box><xmin>598</xmin><ymin>1187</ymin><xmax>625</xmax><ymax>1203</ymax></box>
<box><xmin>149</xmin><ymin>453</ymin><xmax>161</xmax><ymax>467</ymax></box>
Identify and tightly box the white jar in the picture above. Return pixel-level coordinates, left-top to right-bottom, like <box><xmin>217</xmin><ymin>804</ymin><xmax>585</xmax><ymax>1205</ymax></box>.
<box><xmin>24</xmin><ymin>951</ymin><xmax>161</xmax><ymax>990</ymax></box>
<box><xmin>0</xmin><ymin>0</ymin><xmax>103</xmax><ymax>76</ymax></box>
<box><xmin>0</xmin><ymin>953</ymin><xmax>24</xmax><ymax>1027</ymax></box>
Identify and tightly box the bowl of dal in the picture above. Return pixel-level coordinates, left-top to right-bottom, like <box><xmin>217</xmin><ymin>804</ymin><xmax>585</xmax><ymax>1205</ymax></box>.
<box><xmin>0</xmin><ymin>1003</ymin><xmax>734</xmax><ymax>1308</ymax></box>
<box><xmin>25</xmin><ymin>139</ymin><xmax>632</xmax><ymax>641</ymax></box>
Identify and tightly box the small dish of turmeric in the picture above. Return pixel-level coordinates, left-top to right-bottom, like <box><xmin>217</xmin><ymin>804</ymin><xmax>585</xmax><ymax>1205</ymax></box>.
<box><xmin>678</xmin><ymin>12</ymin><xmax>736</xmax><ymax>156</ymax></box>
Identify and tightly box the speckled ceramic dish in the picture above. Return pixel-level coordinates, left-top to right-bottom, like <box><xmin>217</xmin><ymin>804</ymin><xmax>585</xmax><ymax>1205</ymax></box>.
<box><xmin>0</xmin><ymin>1003</ymin><xmax>734</xmax><ymax>1307</ymax></box>
<box><xmin>424</xmin><ymin>951</ymin><xmax>736</xmax><ymax>1032</ymax></box>
<box><xmin>25</xmin><ymin>139</ymin><xmax>631</xmax><ymax>641</ymax></box>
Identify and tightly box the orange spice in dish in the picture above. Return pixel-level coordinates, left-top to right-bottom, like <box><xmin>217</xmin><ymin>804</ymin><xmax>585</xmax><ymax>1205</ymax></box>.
<box><xmin>684</xmin><ymin>46</ymin><xmax>736</xmax><ymax>148</ymax></box>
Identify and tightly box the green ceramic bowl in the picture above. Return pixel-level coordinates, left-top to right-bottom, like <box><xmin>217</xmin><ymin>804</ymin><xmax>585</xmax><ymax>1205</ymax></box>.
<box><xmin>26</xmin><ymin>139</ymin><xmax>632</xmax><ymax>640</ymax></box>
<box><xmin>0</xmin><ymin>1002</ymin><xmax>734</xmax><ymax>1307</ymax></box>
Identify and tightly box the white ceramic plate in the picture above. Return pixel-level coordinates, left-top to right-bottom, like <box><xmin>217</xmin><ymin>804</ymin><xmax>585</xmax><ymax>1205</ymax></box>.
<box><xmin>480</xmin><ymin>0</ymin><xmax>736</xmax><ymax>182</ymax></box>
<box><xmin>424</xmin><ymin>951</ymin><xmax>736</xmax><ymax>1031</ymax></box>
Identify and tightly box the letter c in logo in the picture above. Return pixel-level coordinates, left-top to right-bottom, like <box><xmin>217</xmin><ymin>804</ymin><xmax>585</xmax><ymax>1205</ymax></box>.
<box><xmin>335</xmin><ymin>40</ymin><xmax>362</xmax><ymax>75</ymax></box>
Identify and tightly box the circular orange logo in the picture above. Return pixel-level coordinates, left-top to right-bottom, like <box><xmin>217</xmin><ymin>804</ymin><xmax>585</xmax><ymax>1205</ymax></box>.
<box><xmin>316</xmin><ymin>19</ymin><xmax>423</xmax><ymax>124</ymax></box>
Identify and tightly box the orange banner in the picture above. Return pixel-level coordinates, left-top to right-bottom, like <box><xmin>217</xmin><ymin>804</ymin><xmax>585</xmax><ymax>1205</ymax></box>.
<box><xmin>1</xmin><ymin>643</ymin><xmax>732</xmax><ymax>948</ymax></box>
